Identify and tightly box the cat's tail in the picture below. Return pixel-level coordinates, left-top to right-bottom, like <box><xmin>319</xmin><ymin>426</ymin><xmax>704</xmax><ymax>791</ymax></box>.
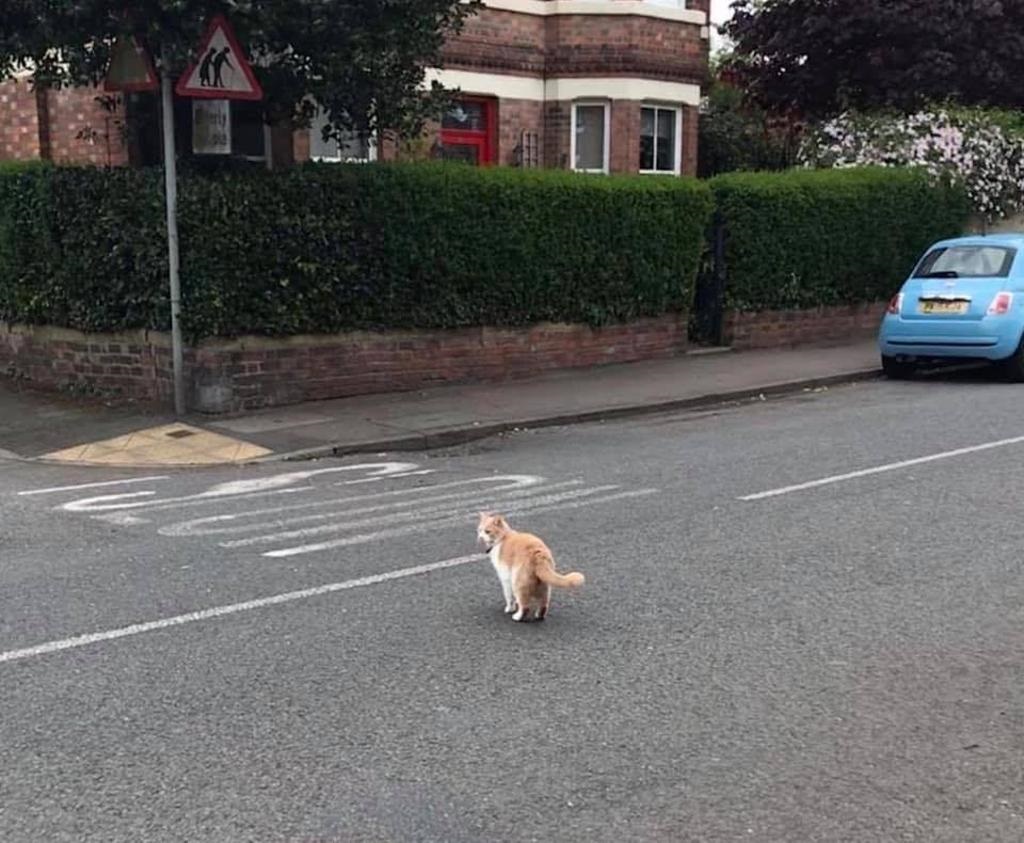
<box><xmin>536</xmin><ymin>563</ymin><xmax>585</xmax><ymax>589</ymax></box>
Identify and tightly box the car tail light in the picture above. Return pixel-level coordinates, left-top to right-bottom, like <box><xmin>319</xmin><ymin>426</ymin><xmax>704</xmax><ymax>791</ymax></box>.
<box><xmin>887</xmin><ymin>293</ymin><xmax>903</xmax><ymax>315</ymax></box>
<box><xmin>987</xmin><ymin>292</ymin><xmax>1013</xmax><ymax>315</ymax></box>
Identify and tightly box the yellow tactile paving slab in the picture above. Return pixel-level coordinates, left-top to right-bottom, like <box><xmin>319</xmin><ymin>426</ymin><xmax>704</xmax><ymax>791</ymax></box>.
<box><xmin>41</xmin><ymin>424</ymin><xmax>272</xmax><ymax>466</ymax></box>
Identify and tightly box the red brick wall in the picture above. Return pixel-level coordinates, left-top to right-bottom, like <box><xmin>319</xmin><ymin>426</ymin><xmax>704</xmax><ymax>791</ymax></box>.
<box><xmin>543</xmin><ymin>14</ymin><xmax>706</xmax><ymax>80</ymax></box>
<box><xmin>722</xmin><ymin>303</ymin><xmax>887</xmax><ymax>351</ymax></box>
<box><xmin>1</xmin><ymin>316</ymin><xmax>688</xmax><ymax>412</ymax></box>
<box><xmin>0</xmin><ymin>324</ymin><xmax>175</xmax><ymax>403</ymax></box>
<box><xmin>442</xmin><ymin>9</ymin><xmax>546</xmax><ymax>75</ymax></box>
<box><xmin>0</xmin><ymin>79</ymin><xmax>43</xmax><ymax>160</ymax></box>
<box><xmin>0</xmin><ymin>81</ymin><xmax>129</xmax><ymax>166</ymax></box>
<box><xmin>43</xmin><ymin>87</ymin><xmax>129</xmax><ymax>166</ymax></box>
<box><xmin>443</xmin><ymin>7</ymin><xmax>706</xmax><ymax>83</ymax></box>
<box><xmin>682</xmin><ymin>104</ymin><xmax>699</xmax><ymax>177</ymax></box>
<box><xmin>609</xmin><ymin>100</ymin><xmax>640</xmax><ymax>174</ymax></box>
<box><xmin>498</xmin><ymin>98</ymin><xmax>545</xmax><ymax>166</ymax></box>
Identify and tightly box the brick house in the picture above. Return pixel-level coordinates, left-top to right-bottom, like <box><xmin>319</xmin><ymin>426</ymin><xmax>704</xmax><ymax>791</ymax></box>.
<box><xmin>1</xmin><ymin>0</ymin><xmax>709</xmax><ymax>175</ymax></box>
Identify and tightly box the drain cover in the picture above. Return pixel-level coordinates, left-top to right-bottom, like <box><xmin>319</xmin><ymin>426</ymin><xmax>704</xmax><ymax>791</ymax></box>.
<box><xmin>165</xmin><ymin>429</ymin><xmax>196</xmax><ymax>439</ymax></box>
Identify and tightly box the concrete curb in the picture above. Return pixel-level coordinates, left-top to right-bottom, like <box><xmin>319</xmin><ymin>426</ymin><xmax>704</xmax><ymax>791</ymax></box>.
<box><xmin>266</xmin><ymin>367</ymin><xmax>883</xmax><ymax>463</ymax></box>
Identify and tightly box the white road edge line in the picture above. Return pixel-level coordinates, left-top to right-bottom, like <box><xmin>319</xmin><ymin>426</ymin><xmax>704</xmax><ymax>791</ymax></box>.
<box><xmin>17</xmin><ymin>475</ymin><xmax>171</xmax><ymax>496</ymax></box>
<box><xmin>0</xmin><ymin>554</ymin><xmax>480</xmax><ymax>666</ymax></box>
<box><xmin>740</xmin><ymin>433</ymin><xmax>1024</xmax><ymax>501</ymax></box>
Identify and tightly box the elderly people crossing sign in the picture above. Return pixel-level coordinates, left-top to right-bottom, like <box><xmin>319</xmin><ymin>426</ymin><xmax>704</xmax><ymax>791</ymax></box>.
<box><xmin>176</xmin><ymin>15</ymin><xmax>263</xmax><ymax>100</ymax></box>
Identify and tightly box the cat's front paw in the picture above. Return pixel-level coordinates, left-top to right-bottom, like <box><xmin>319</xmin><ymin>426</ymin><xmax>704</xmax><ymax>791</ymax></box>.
<box><xmin>504</xmin><ymin>602</ymin><xmax>516</xmax><ymax>614</ymax></box>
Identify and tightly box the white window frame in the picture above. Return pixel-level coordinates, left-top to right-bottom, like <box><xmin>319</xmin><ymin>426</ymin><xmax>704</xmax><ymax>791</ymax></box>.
<box><xmin>639</xmin><ymin>104</ymin><xmax>683</xmax><ymax>176</ymax></box>
<box><xmin>570</xmin><ymin>100</ymin><xmax>610</xmax><ymax>174</ymax></box>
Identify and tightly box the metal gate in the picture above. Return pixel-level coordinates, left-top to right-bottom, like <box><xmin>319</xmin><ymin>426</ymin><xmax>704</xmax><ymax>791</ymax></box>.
<box><xmin>690</xmin><ymin>212</ymin><xmax>727</xmax><ymax>346</ymax></box>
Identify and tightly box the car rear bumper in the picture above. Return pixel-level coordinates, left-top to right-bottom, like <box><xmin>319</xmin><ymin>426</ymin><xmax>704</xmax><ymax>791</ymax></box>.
<box><xmin>878</xmin><ymin>315</ymin><xmax>1022</xmax><ymax>360</ymax></box>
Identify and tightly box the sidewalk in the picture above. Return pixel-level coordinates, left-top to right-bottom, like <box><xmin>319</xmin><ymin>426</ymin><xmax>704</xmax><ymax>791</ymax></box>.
<box><xmin>0</xmin><ymin>340</ymin><xmax>881</xmax><ymax>467</ymax></box>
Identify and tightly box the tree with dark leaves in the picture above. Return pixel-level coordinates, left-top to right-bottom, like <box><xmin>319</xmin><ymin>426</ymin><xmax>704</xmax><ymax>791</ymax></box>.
<box><xmin>723</xmin><ymin>0</ymin><xmax>1024</xmax><ymax>117</ymax></box>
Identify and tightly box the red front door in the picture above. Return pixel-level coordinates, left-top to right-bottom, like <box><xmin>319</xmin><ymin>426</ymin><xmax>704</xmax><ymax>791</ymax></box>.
<box><xmin>440</xmin><ymin>98</ymin><xmax>496</xmax><ymax>165</ymax></box>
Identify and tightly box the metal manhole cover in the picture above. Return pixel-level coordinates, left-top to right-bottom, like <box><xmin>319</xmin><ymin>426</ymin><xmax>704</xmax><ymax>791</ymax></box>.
<box><xmin>165</xmin><ymin>429</ymin><xmax>196</xmax><ymax>439</ymax></box>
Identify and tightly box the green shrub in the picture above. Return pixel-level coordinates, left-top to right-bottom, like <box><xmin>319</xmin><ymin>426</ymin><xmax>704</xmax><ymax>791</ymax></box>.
<box><xmin>708</xmin><ymin>167</ymin><xmax>971</xmax><ymax>311</ymax></box>
<box><xmin>0</xmin><ymin>163</ymin><xmax>713</xmax><ymax>339</ymax></box>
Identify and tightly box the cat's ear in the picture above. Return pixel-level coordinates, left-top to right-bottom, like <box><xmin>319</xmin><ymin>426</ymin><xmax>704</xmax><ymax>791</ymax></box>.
<box><xmin>493</xmin><ymin>514</ymin><xmax>507</xmax><ymax>528</ymax></box>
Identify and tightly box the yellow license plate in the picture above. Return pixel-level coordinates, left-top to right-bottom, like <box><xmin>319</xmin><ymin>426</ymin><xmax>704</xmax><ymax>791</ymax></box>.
<box><xmin>919</xmin><ymin>300</ymin><xmax>968</xmax><ymax>315</ymax></box>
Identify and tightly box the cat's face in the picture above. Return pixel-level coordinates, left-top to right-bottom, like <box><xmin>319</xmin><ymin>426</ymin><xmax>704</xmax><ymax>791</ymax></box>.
<box><xmin>477</xmin><ymin>512</ymin><xmax>508</xmax><ymax>548</ymax></box>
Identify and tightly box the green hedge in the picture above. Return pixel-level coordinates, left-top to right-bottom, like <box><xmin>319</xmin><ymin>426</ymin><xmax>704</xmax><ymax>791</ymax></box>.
<box><xmin>0</xmin><ymin>163</ymin><xmax>713</xmax><ymax>339</ymax></box>
<box><xmin>709</xmin><ymin>167</ymin><xmax>971</xmax><ymax>310</ymax></box>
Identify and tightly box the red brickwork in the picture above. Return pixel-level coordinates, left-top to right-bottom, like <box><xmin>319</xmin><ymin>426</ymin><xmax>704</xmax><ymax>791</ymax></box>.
<box><xmin>0</xmin><ymin>81</ymin><xmax>128</xmax><ymax>166</ymax></box>
<box><xmin>609</xmin><ymin>100</ymin><xmax>640</xmax><ymax>173</ymax></box>
<box><xmin>442</xmin><ymin>9</ymin><xmax>546</xmax><ymax>75</ymax></box>
<box><xmin>682</xmin><ymin>104</ymin><xmax>699</xmax><ymax>176</ymax></box>
<box><xmin>498</xmin><ymin>98</ymin><xmax>545</xmax><ymax>166</ymax></box>
<box><xmin>0</xmin><ymin>324</ymin><xmax>175</xmax><ymax>403</ymax></box>
<box><xmin>0</xmin><ymin>79</ymin><xmax>43</xmax><ymax>160</ymax></box>
<box><xmin>1</xmin><ymin>316</ymin><xmax>688</xmax><ymax>412</ymax></box>
<box><xmin>722</xmin><ymin>302</ymin><xmax>887</xmax><ymax>351</ymax></box>
<box><xmin>43</xmin><ymin>87</ymin><xmax>127</xmax><ymax>166</ymax></box>
<box><xmin>543</xmin><ymin>14</ymin><xmax>706</xmax><ymax>81</ymax></box>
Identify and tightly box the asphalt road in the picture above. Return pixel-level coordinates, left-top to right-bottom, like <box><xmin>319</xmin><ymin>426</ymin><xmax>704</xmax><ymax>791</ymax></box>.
<box><xmin>2</xmin><ymin>375</ymin><xmax>1023</xmax><ymax>842</ymax></box>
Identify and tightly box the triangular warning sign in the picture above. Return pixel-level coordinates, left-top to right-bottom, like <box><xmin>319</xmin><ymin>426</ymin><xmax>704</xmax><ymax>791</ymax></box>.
<box><xmin>104</xmin><ymin>35</ymin><xmax>158</xmax><ymax>92</ymax></box>
<box><xmin>176</xmin><ymin>14</ymin><xmax>263</xmax><ymax>101</ymax></box>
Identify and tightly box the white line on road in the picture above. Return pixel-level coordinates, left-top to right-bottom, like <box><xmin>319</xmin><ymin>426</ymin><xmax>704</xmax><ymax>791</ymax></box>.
<box><xmin>157</xmin><ymin>475</ymin><xmax>546</xmax><ymax>537</ymax></box>
<box><xmin>218</xmin><ymin>482</ymin><xmax>591</xmax><ymax>549</ymax></box>
<box><xmin>740</xmin><ymin>433</ymin><xmax>1024</xmax><ymax>501</ymax></box>
<box><xmin>0</xmin><ymin>555</ymin><xmax>480</xmax><ymax>667</ymax></box>
<box><xmin>17</xmin><ymin>476</ymin><xmax>170</xmax><ymax>496</ymax></box>
<box><xmin>263</xmin><ymin>488</ymin><xmax>657</xmax><ymax>558</ymax></box>
<box><xmin>60</xmin><ymin>462</ymin><xmax>421</xmax><ymax>513</ymax></box>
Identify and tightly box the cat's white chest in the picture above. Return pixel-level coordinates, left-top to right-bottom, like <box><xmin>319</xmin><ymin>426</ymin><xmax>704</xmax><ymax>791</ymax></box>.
<box><xmin>488</xmin><ymin>543</ymin><xmax>505</xmax><ymax>577</ymax></box>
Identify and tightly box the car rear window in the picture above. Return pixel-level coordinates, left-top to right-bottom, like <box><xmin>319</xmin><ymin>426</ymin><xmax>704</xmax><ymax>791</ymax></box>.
<box><xmin>914</xmin><ymin>245</ymin><xmax>1016</xmax><ymax>278</ymax></box>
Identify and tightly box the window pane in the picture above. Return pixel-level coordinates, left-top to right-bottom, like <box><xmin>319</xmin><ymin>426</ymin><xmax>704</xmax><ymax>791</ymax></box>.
<box><xmin>309</xmin><ymin>112</ymin><xmax>338</xmax><ymax>159</ymax></box>
<box><xmin>575</xmin><ymin>105</ymin><xmax>605</xmax><ymax>170</ymax></box>
<box><xmin>656</xmin><ymin>108</ymin><xmax>676</xmax><ymax>172</ymax></box>
<box><xmin>440</xmin><ymin>142</ymin><xmax>480</xmax><ymax>165</ymax></box>
<box><xmin>338</xmin><ymin>131</ymin><xmax>370</xmax><ymax>161</ymax></box>
<box><xmin>639</xmin><ymin>107</ymin><xmax>655</xmax><ymax>170</ymax></box>
<box><xmin>914</xmin><ymin>246</ymin><xmax>1015</xmax><ymax>279</ymax></box>
<box><xmin>443</xmin><ymin>100</ymin><xmax>487</xmax><ymax>131</ymax></box>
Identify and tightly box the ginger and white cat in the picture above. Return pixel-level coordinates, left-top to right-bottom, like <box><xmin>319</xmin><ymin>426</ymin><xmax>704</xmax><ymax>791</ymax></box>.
<box><xmin>477</xmin><ymin>512</ymin><xmax>585</xmax><ymax>622</ymax></box>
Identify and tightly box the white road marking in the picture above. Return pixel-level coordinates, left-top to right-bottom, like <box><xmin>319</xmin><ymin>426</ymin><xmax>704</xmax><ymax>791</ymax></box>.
<box><xmin>157</xmin><ymin>475</ymin><xmax>545</xmax><ymax>538</ymax></box>
<box><xmin>0</xmin><ymin>554</ymin><xmax>480</xmax><ymax>666</ymax></box>
<box><xmin>60</xmin><ymin>462</ymin><xmax>420</xmax><ymax>513</ymax></box>
<box><xmin>740</xmin><ymin>433</ymin><xmax>1024</xmax><ymax>501</ymax></box>
<box><xmin>93</xmin><ymin>512</ymin><xmax>152</xmax><ymax>526</ymax></box>
<box><xmin>264</xmin><ymin>488</ymin><xmax>657</xmax><ymax>558</ymax></box>
<box><xmin>17</xmin><ymin>476</ymin><xmax>170</xmax><ymax>496</ymax></box>
<box><xmin>222</xmin><ymin>482</ymin><xmax>601</xmax><ymax>549</ymax></box>
<box><xmin>63</xmin><ymin>486</ymin><xmax>312</xmax><ymax>513</ymax></box>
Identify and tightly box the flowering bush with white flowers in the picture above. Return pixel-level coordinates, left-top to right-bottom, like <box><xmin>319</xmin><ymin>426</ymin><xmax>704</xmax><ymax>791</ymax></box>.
<box><xmin>798</xmin><ymin>110</ymin><xmax>1024</xmax><ymax>221</ymax></box>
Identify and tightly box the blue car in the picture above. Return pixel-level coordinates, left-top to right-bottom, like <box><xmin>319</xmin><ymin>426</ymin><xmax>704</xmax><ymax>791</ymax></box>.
<box><xmin>878</xmin><ymin>233</ymin><xmax>1024</xmax><ymax>380</ymax></box>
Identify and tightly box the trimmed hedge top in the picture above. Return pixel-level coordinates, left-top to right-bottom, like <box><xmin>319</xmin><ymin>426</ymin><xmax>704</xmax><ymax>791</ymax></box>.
<box><xmin>0</xmin><ymin>162</ymin><xmax>713</xmax><ymax>339</ymax></box>
<box><xmin>709</xmin><ymin>167</ymin><xmax>971</xmax><ymax>311</ymax></box>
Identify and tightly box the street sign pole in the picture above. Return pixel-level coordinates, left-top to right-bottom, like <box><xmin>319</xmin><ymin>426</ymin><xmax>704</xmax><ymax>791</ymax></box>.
<box><xmin>160</xmin><ymin>46</ymin><xmax>186</xmax><ymax>417</ymax></box>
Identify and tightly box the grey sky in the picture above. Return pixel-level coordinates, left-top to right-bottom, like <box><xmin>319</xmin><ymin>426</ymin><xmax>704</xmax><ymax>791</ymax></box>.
<box><xmin>709</xmin><ymin>0</ymin><xmax>734</xmax><ymax>53</ymax></box>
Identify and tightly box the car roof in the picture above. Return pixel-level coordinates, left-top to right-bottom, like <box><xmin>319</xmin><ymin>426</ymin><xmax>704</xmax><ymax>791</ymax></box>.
<box><xmin>930</xmin><ymin>233</ymin><xmax>1024</xmax><ymax>249</ymax></box>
